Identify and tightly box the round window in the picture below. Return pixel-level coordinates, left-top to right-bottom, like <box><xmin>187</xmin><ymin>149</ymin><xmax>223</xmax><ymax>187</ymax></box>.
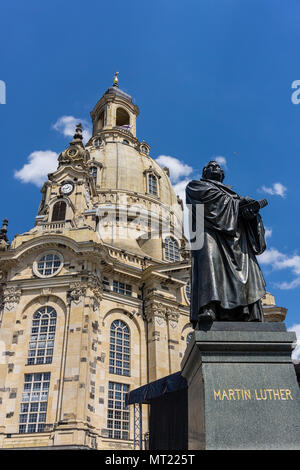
<box><xmin>94</xmin><ymin>138</ymin><xmax>102</xmax><ymax>147</ymax></box>
<box><xmin>33</xmin><ymin>251</ymin><xmax>64</xmax><ymax>278</ymax></box>
<box><xmin>67</xmin><ymin>148</ymin><xmax>78</xmax><ymax>157</ymax></box>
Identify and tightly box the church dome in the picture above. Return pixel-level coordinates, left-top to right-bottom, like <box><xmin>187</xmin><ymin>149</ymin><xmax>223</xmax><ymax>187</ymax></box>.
<box><xmin>85</xmin><ymin>79</ymin><xmax>184</xmax><ymax>261</ymax></box>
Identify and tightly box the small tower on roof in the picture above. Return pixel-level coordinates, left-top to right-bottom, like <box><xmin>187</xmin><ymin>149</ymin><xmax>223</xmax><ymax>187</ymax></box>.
<box><xmin>90</xmin><ymin>73</ymin><xmax>139</xmax><ymax>138</ymax></box>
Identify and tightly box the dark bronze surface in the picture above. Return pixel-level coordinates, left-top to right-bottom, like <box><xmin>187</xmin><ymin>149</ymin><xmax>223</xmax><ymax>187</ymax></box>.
<box><xmin>186</xmin><ymin>160</ymin><xmax>267</xmax><ymax>327</ymax></box>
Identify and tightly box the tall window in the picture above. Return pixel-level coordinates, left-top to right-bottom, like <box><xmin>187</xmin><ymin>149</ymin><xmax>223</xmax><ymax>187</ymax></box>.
<box><xmin>109</xmin><ymin>320</ymin><xmax>130</xmax><ymax>376</ymax></box>
<box><xmin>89</xmin><ymin>166</ymin><xmax>97</xmax><ymax>184</ymax></box>
<box><xmin>27</xmin><ymin>307</ymin><xmax>57</xmax><ymax>365</ymax></box>
<box><xmin>19</xmin><ymin>372</ymin><xmax>50</xmax><ymax>434</ymax></box>
<box><xmin>98</xmin><ymin>110</ymin><xmax>105</xmax><ymax>130</ymax></box>
<box><xmin>164</xmin><ymin>237</ymin><xmax>179</xmax><ymax>262</ymax></box>
<box><xmin>52</xmin><ymin>201</ymin><xmax>66</xmax><ymax>221</ymax></box>
<box><xmin>185</xmin><ymin>279</ymin><xmax>191</xmax><ymax>303</ymax></box>
<box><xmin>113</xmin><ymin>281</ymin><xmax>132</xmax><ymax>297</ymax></box>
<box><xmin>148</xmin><ymin>173</ymin><xmax>158</xmax><ymax>196</ymax></box>
<box><xmin>107</xmin><ymin>382</ymin><xmax>130</xmax><ymax>440</ymax></box>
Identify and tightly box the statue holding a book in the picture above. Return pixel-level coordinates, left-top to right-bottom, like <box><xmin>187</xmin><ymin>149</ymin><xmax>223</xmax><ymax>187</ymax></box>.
<box><xmin>186</xmin><ymin>161</ymin><xmax>268</xmax><ymax>327</ymax></box>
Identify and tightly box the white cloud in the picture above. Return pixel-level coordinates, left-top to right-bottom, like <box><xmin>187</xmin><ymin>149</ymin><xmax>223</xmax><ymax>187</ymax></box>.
<box><xmin>258</xmin><ymin>247</ymin><xmax>300</xmax><ymax>290</ymax></box>
<box><xmin>172</xmin><ymin>178</ymin><xmax>190</xmax><ymax>202</ymax></box>
<box><xmin>288</xmin><ymin>324</ymin><xmax>300</xmax><ymax>360</ymax></box>
<box><xmin>277</xmin><ymin>278</ymin><xmax>300</xmax><ymax>290</ymax></box>
<box><xmin>171</xmin><ymin>178</ymin><xmax>191</xmax><ymax>238</ymax></box>
<box><xmin>260</xmin><ymin>182</ymin><xmax>287</xmax><ymax>198</ymax></box>
<box><xmin>214</xmin><ymin>156</ymin><xmax>227</xmax><ymax>168</ymax></box>
<box><xmin>155</xmin><ymin>157</ymin><xmax>194</xmax><ymax>240</ymax></box>
<box><xmin>265</xmin><ymin>227</ymin><xmax>272</xmax><ymax>238</ymax></box>
<box><xmin>53</xmin><ymin>115</ymin><xmax>92</xmax><ymax>144</ymax></box>
<box><xmin>15</xmin><ymin>116</ymin><xmax>92</xmax><ymax>187</ymax></box>
<box><xmin>155</xmin><ymin>155</ymin><xmax>193</xmax><ymax>184</ymax></box>
<box><xmin>14</xmin><ymin>150</ymin><xmax>58</xmax><ymax>187</ymax></box>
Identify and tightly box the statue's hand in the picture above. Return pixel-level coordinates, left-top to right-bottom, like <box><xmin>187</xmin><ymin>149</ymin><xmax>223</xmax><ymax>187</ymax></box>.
<box><xmin>241</xmin><ymin>207</ymin><xmax>257</xmax><ymax>220</ymax></box>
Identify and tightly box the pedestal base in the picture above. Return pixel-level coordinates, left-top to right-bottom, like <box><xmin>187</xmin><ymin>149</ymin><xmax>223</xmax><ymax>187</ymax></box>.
<box><xmin>181</xmin><ymin>322</ymin><xmax>300</xmax><ymax>450</ymax></box>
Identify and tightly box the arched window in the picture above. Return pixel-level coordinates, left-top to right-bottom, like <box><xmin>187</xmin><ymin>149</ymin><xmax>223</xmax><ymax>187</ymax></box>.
<box><xmin>116</xmin><ymin>107</ymin><xmax>130</xmax><ymax>127</ymax></box>
<box><xmin>148</xmin><ymin>173</ymin><xmax>158</xmax><ymax>196</ymax></box>
<box><xmin>89</xmin><ymin>166</ymin><xmax>98</xmax><ymax>184</ymax></box>
<box><xmin>186</xmin><ymin>332</ymin><xmax>193</xmax><ymax>345</ymax></box>
<box><xmin>52</xmin><ymin>201</ymin><xmax>66</xmax><ymax>222</ymax></box>
<box><xmin>185</xmin><ymin>279</ymin><xmax>191</xmax><ymax>303</ymax></box>
<box><xmin>94</xmin><ymin>137</ymin><xmax>102</xmax><ymax>147</ymax></box>
<box><xmin>27</xmin><ymin>306</ymin><xmax>57</xmax><ymax>365</ymax></box>
<box><xmin>141</xmin><ymin>145</ymin><xmax>148</xmax><ymax>155</ymax></box>
<box><xmin>98</xmin><ymin>110</ymin><xmax>105</xmax><ymax>130</ymax></box>
<box><xmin>109</xmin><ymin>320</ymin><xmax>130</xmax><ymax>376</ymax></box>
<box><xmin>164</xmin><ymin>237</ymin><xmax>179</xmax><ymax>262</ymax></box>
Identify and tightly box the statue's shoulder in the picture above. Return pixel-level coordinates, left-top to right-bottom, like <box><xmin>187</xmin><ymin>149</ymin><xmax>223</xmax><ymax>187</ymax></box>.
<box><xmin>187</xmin><ymin>179</ymin><xmax>211</xmax><ymax>189</ymax></box>
<box><xmin>207</xmin><ymin>180</ymin><xmax>240</xmax><ymax>197</ymax></box>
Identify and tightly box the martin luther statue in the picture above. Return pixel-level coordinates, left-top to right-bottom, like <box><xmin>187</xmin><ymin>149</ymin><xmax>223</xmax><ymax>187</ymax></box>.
<box><xmin>186</xmin><ymin>161</ymin><xmax>267</xmax><ymax>326</ymax></box>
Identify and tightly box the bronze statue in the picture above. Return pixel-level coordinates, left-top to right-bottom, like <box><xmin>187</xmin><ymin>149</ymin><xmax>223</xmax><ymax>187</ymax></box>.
<box><xmin>186</xmin><ymin>161</ymin><xmax>267</xmax><ymax>326</ymax></box>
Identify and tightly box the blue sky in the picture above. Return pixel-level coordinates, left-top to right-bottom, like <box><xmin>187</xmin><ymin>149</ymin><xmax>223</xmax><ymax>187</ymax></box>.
<box><xmin>1</xmin><ymin>0</ymin><xmax>300</xmax><ymax>351</ymax></box>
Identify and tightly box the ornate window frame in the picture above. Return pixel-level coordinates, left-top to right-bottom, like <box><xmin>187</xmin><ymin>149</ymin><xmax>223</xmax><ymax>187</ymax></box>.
<box><xmin>89</xmin><ymin>166</ymin><xmax>98</xmax><ymax>184</ymax></box>
<box><xmin>51</xmin><ymin>200</ymin><xmax>67</xmax><ymax>222</ymax></box>
<box><xmin>33</xmin><ymin>251</ymin><xmax>64</xmax><ymax>279</ymax></box>
<box><xmin>88</xmin><ymin>161</ymin><xmax>103</xmax><ymax>187</ymax></box>
<box><xmin>144</xmin><ymin>167</ymin><xmax>161</xmax><ymax>198</ymax></box>
<box><xmin>163</xmin><ymin>236</ymin><xmax>180</xmax><ymax>262</ymax></box>
<box><xmin>139</xmin><ymin>141</ymin><xmax>150</xmax><ymax>155</ymax></box>
<box><xmin>27</xmin><ymin>306</ymin><xmax>57</xmax><ymax>365</ymax></box>
<box><xmin>109</xmin><ymin>319</ymin><xmax>130</xmax><ymax>377</ymax></box>
<box><xmin>49</xmin><ymin>196</ymin><xmax>74</xmax><ymax>223</ymax></box>
<box><xmin>94</xmin><ymin>136</ymin><xmax>102</xmax><ymax>147</ymax></box>
<box><xmin>113</xmin><ymin>281</ymin><xmax>132</xmax><ymax>297</ymax></box>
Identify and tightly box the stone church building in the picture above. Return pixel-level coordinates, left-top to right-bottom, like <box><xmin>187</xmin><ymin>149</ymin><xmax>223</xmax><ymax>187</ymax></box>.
<box><xmin>0</xmin><ymin>80</ymin><xmax>287</xmax><ymax>449</ymax></box>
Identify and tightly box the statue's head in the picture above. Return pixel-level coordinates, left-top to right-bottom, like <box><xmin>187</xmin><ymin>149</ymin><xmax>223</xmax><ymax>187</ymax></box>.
<box><xmin>202</xmin><ymin>160</ymin><xmax>225</xmax><ymax>183</ymax></box>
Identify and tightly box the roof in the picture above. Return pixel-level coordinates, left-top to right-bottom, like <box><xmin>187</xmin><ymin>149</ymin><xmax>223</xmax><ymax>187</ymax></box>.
<box><xmin>104</xmin><ymin>86</ymin><xmax>133</xmax><ymax>103</ymax></box>
<box><xmin>125</xmin><ymin>371</ymin><xmax>187</xmax><ymax>405</ymax></box>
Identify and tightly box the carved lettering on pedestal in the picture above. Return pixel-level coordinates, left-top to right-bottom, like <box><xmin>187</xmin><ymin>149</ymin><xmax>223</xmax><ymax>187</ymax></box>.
<box><xmin>213</xmin><ymin>388</ymin><xmax>294</xmax><ymax>401</ymax></box>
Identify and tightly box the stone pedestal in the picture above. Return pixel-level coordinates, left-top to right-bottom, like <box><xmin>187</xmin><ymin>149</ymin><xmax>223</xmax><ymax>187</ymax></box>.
<box><xmin>181</xmin><ymin>322</ymin><xmax>300</xmax><ymax>450</ymax></box>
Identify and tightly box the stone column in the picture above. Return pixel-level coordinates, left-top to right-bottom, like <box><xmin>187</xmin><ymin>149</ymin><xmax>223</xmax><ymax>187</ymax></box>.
<box><xmin>146</xmin><ymin>302</ymin><xmax>169</xmax><ymax>382</ymax></box>
<box><xmin>54</xmin><ymin>281</ymin><xmax>88</xmax><ymax>446</ymax></box>
<box><xmin>166</xmin><ymin>308</ymin><xmax>180</xmax><ymax>374</ymax></box>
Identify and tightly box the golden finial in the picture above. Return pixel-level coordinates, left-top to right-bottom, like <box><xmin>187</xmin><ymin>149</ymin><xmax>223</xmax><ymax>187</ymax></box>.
<box><xmin>113</xmin><ymin>72</ymin><xmax>119</xmax><ymax>87</ymax></box>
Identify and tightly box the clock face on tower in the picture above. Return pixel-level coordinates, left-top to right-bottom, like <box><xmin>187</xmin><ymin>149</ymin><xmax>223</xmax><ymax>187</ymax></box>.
<box><xmin>60</xmin><ymin>182</ymin><xmax>74</xmax><ymax>195</ymax></box>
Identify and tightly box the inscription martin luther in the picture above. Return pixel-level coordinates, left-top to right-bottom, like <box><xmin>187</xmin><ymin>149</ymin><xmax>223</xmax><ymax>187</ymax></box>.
<box><xmin>213</xmin><ymin>388</ymin><xmax>293</xmax><ymax>401</ymax></box>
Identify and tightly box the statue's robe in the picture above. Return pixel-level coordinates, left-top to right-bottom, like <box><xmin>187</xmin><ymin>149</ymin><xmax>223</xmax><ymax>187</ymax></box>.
<box><xmin>186</xmin><ymin>179</ymin><xmax>266</xmax><ymax>323</ymax></box>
